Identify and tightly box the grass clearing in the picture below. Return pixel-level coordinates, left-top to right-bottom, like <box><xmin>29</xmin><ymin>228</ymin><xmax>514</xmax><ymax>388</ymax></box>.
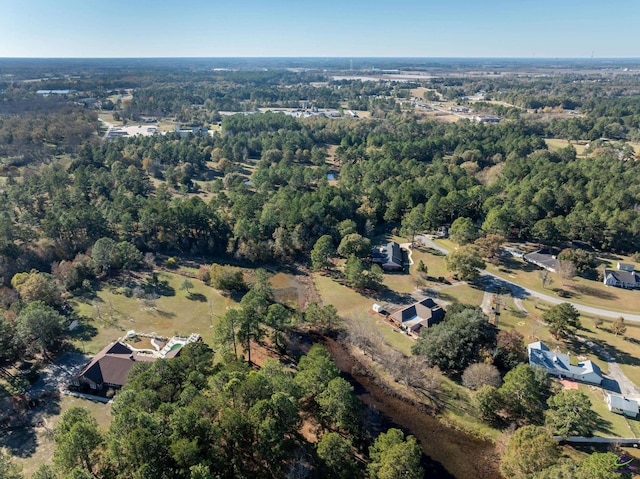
<box><xmin>544</xmin><ymin>138</ymin><xmax>589</xmax><ymax>156</ymax></box>
<box><xmin>486</xmin><ymin>253</ymin><xmax>640</xmax><ymax>316</ymax></box>
<box><xmin>70</xmin><ymin>270</ymin><xmax>238</xmax><ymax>353</ymax></box>
<box><xmin>313</xmin><ymin>273</ymin><xmax>413</xmax><ymax>355</ymax></box>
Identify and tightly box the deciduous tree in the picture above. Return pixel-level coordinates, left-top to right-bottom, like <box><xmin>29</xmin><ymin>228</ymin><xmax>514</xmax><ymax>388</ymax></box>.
<box><xmin>462</xmin><ymin>363</ymin><xmax>502</xmax><ymax>390</ymax></box>
<box><xmin>337</xmin><ymin>233</ymin><xmax>371</xmax><ymax>259</ymax></box>
<box><xmin>445</xmin><ymin>246</ymin><xmax>485</xmax><ymax>281</ymax></box>
<box><xmin>311</xmin><ymin>235</ymin><xmax>335</xmax><ymax>271</ymax></box>
<box><xmin>449</xmin><ymin>217</ymin><xmax>477</xmax><ymax>245</ymax></box>
<box><xmin>612</xmin><ymin>317</ymin><xmax>627</xmax><ymax>336</ymax></box>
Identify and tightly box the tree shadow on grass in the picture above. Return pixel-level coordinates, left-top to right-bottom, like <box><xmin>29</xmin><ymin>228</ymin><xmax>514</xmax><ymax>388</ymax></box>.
<box><xmin>0</xmin><ymin>392</ymin><xmax>61</xmax><ymax>458</ymax></box>
<box><xmin>155</xmin><ymin>309</ymin><xmax>176</xmax><ymax>319</ymax></box>
<box><xmin>371</xmin><ymin>285</ymin><xmax>413</xmax><ymax>306</ymax></box>
<box><xmin>187</xmin><ymin>292</ymin><xmax>207</xmax><ymax>302</ymax></box>
<box><xmin>571</xmin><ymin>284</ymin><xmax>618</xmax><ymax>301</ymax></box>
<box><xmin>592</xmin><ymin>413</ymin><xmax>616</xmax><ymax>437</ymax></box>
<box><xmin>66</xmin><ymin>312</ymin><xmax>99</xmax><ymax>342</ymax></box>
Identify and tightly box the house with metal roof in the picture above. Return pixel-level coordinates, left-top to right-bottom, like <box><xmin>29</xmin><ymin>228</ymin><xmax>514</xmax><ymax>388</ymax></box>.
<box><xmin>371</xmin><ymin>241</ymin><xmax>404</xmax><ymax>271</ymax></box>
<box><xmin>606</xmin><ymin>393</ymin><xmax>639</xmax><ymax>417</ymax></box>
<box><xmin>524</xmin><ymin>250</ymin><xmax>560</xmax><ymax>272</ymax></box>
<box><xmin>527</xmin><ymin>341</ymin><xmax>602</xmax><ymax>385</ymax></box>
<box><xmin>389</xmin><ymin>298</ymin><xmax>445</xmax><ymax>335</ymax></box>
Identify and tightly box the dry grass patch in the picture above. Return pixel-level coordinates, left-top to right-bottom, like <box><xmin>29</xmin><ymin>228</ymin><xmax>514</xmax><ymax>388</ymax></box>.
<box><xmin>544</xmin><ymin>138</ymin><xmax>588</xmax><ymax>156</ymax></box>
<box><xmin>70</xmin><ymin>270</ymin><xmax>237</xmax><ymax>354</ymax></box>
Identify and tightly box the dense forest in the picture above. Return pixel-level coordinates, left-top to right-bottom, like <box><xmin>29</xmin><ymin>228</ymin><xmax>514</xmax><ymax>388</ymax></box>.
<box><xmin>1</xmin><ymin>110</ymin><xmax>640</xmax><ymax>292</ymax></box>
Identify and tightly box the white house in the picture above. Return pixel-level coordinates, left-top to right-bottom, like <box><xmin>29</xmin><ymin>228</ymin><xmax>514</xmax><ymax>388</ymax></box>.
<box><xmin>606</xmin><ymin>393</ymin><xmax>639</xmax><ymax>418</ymax></box>
<box><xmin>528</xmin><ymin>341</ymin><xmax>602</xmax><ymax>385</ymax></box>
<box><xmin>603</xmin><ymin>263</ymin><xmax>640</xmax><ymax>289</ymax></box>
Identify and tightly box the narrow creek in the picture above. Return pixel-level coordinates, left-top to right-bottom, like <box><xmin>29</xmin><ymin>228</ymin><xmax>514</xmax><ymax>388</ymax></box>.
<box><xmin>322</xmin><ymin>337</ymin><xmax>503</xmax><ymax>479</ymax></box>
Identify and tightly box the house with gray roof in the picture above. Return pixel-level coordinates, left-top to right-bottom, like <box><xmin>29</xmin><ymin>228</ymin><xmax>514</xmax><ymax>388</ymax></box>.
<box><xmin>606</xmin><ymin>393</ymin><xmax>639</xmax><ymax>417</ymax></box>
<box><xmin>604</xmin><ymin>263</ymin><xmax>640</xmax><ymax>289</ymax></box>
<box><xmin>524</xmin><ymin>250</ymin><xmax>560</xmax><ymax>272</ymax></box>
<box><xmin>390</xmin><ymin>298</ymin><xmax>445</xmax><ymax>335</ymax></box>
<box><xmin>371</xmin><ymin>241</ymin><xmax>404</xmax><ymax>271</ymax></box>
<box><xmin>528</xmin><ymin>341</ymin><xmax>602</xmax><ymax>385</ymax></box>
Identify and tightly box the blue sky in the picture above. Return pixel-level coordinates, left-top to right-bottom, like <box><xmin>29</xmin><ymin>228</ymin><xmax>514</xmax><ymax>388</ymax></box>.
<box><xmin>1</xmin><ymin>0</ymin><xmax>638</xmax><ymax>58</ymax></box>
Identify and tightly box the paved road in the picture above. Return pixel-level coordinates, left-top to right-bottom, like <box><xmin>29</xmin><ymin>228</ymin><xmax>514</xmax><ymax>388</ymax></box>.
<box><xmin>416</xmin><ymin>235</ymin><xmax>640</xmax><ymax>322</ymax></box>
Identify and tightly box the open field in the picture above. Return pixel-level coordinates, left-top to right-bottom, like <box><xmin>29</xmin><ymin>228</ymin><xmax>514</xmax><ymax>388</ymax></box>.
<box><xmin>313</xmin><ymin>273</ymin><xmax>413</xmax><ymax>355</ymax></box>
<box><xmin>98</xmin><ymin>111</ymin><xmax>123</xmax><ymax>127</ymax></box>
<box><xmin>70</xmin><ymin>270</ymin><xmax>237</xmax><ymax>353</ymax></box>
<box><xmin>544</xmin><ymin>138</ymin><xmax>589</xmax><ymax>155</ymax></box>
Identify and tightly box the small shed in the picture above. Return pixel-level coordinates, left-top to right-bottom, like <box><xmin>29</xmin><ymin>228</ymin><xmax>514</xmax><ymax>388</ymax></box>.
<box><xmin>618</xmin><ymin>262</ymin><xmax>635</xmax><ymax>272</ymax></box>
<box><xmin>606</xmin><ymin>393</ymin><xmax>639</xmax><ymax>418</ymax></box>
<box><xmin>372</xmin><ymin>303</ymin><xmax>383</xmax><ymax>313</ymax></box>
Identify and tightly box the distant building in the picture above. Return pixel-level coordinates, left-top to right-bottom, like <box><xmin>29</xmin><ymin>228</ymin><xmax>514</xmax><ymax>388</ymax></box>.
<box><xmin>603</xmin><ymin>263</ymin><xmax>640</xmax><ymax>289</ymax></box>
<box><xmin>606</xmin><ymin>393</ymin><xmax>639</xmax><ymax>417</ymax></box>
<box><xmin>524</xmin><ymin>249</ymin><xmax>560</xmax><ymax>272</ymax></box>
<box><xmin>473</xmin><ymin>115</ymin><xmax>500</xmax><ymax>123</ymax></box>
<box><xmin>36</xmin><ymin>89</ymin><xmax>76</xmax><ymax>96</ymax></box>
<box><xmin>528</xmin><ymin>341</ymin><xmax>602</xmax><ymax>385</ymax></box>
<box><xmin>371</xmin><ymin>242</ymin><xmax>403</xmax><ymax>271</ymax></box>
<box><xmin>389</xmin><ymin>298</ymin><xmax>445</xmax><ymax>335</ymax></box>
<box><xmin>174</xmin><ymin>126</ymin><xmax>210</xmax><ymax>138</ymax></box>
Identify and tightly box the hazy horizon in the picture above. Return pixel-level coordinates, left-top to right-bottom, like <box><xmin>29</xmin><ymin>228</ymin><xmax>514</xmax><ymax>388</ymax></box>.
<box><xmin>2</xmin><ymin>0</ymin><xmax>639</xmax><ymax>58</ymax></box>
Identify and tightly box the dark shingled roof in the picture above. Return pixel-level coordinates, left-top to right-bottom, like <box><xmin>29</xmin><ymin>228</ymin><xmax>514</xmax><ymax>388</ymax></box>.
<box><xmin>524</xmin><ymin>250</ymin><xmax>560</xmax><ymax>271</ymax></box>
<box><xmin>390</xmin><ymin>298</ymin><xmax>444</xmax><ymax>329</ymax></box>
<box><xmin>604</xmin><ymin>269</ymin><xmax>640</xmax><ymax>285</ymax></box>
<box><xmin>75</xmin><ymin>341</ymin><xmax>155</xmax><ymax>388</ymax></box>
<box><xmin>371</xmin><ymin>242</ymin><xmax>403</xmax><ymax>270</ymax></box>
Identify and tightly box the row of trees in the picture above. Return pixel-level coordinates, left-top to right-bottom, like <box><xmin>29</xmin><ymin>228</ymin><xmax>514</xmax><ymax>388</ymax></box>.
<box><xmin>14</xmin><ymin>342</ymin><xmax>425</xmax><ymax>479</ymax></box>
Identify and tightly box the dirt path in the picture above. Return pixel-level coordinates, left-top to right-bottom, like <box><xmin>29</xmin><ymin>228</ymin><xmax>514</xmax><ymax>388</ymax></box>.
<box><xmin>323</xmin><ymin>337</ymin><xmax>502</xmax><ymax>479</ymax></box>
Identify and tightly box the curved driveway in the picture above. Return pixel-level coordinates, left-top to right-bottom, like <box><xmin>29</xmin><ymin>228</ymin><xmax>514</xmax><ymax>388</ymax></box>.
<box><xmin>416</xmin><ymin>235</ymin><xmax>640</xmax><ymax>322</ymax></box>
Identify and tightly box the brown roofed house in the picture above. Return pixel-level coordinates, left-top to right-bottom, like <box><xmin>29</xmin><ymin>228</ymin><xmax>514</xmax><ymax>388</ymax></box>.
<box><xmin>390</xmin><ymin>298</ymin><xmax>445</xmax><ymax>335</ymax></box>
<box><xmin>72</xmin><ymin>341</ymin><xmax>155</xmax><ymax>392</ymax></box>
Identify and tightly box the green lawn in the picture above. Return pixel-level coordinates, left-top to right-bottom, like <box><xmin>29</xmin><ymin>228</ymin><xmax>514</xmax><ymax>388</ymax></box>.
<box><xmin>579</xmin><ymin>384</ymin><xmax>636</xmax><ymax>438</ymax></box>
<box><xmin>437</xmin><ymin>283</ymin><xmax>486</xmax><ymax>307</ymax></box>
<box><xmin>486</xmin><ymin>254</ymin><xmax>640</xmax><ymax>316</ymax></box>
<box><xmin>313</xmin><ymin>273</ymin><xmax>414</xmax><ymax>355</ymax></box>
<box><xmin>544</xmin><ymin>138</ymin><xmax>588</xmax><ymax>156</ymax></box>
<box><xmin>70</xmin><ymin>270</ymin><xmax>238</xmax><ymax>353</ymax></box>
